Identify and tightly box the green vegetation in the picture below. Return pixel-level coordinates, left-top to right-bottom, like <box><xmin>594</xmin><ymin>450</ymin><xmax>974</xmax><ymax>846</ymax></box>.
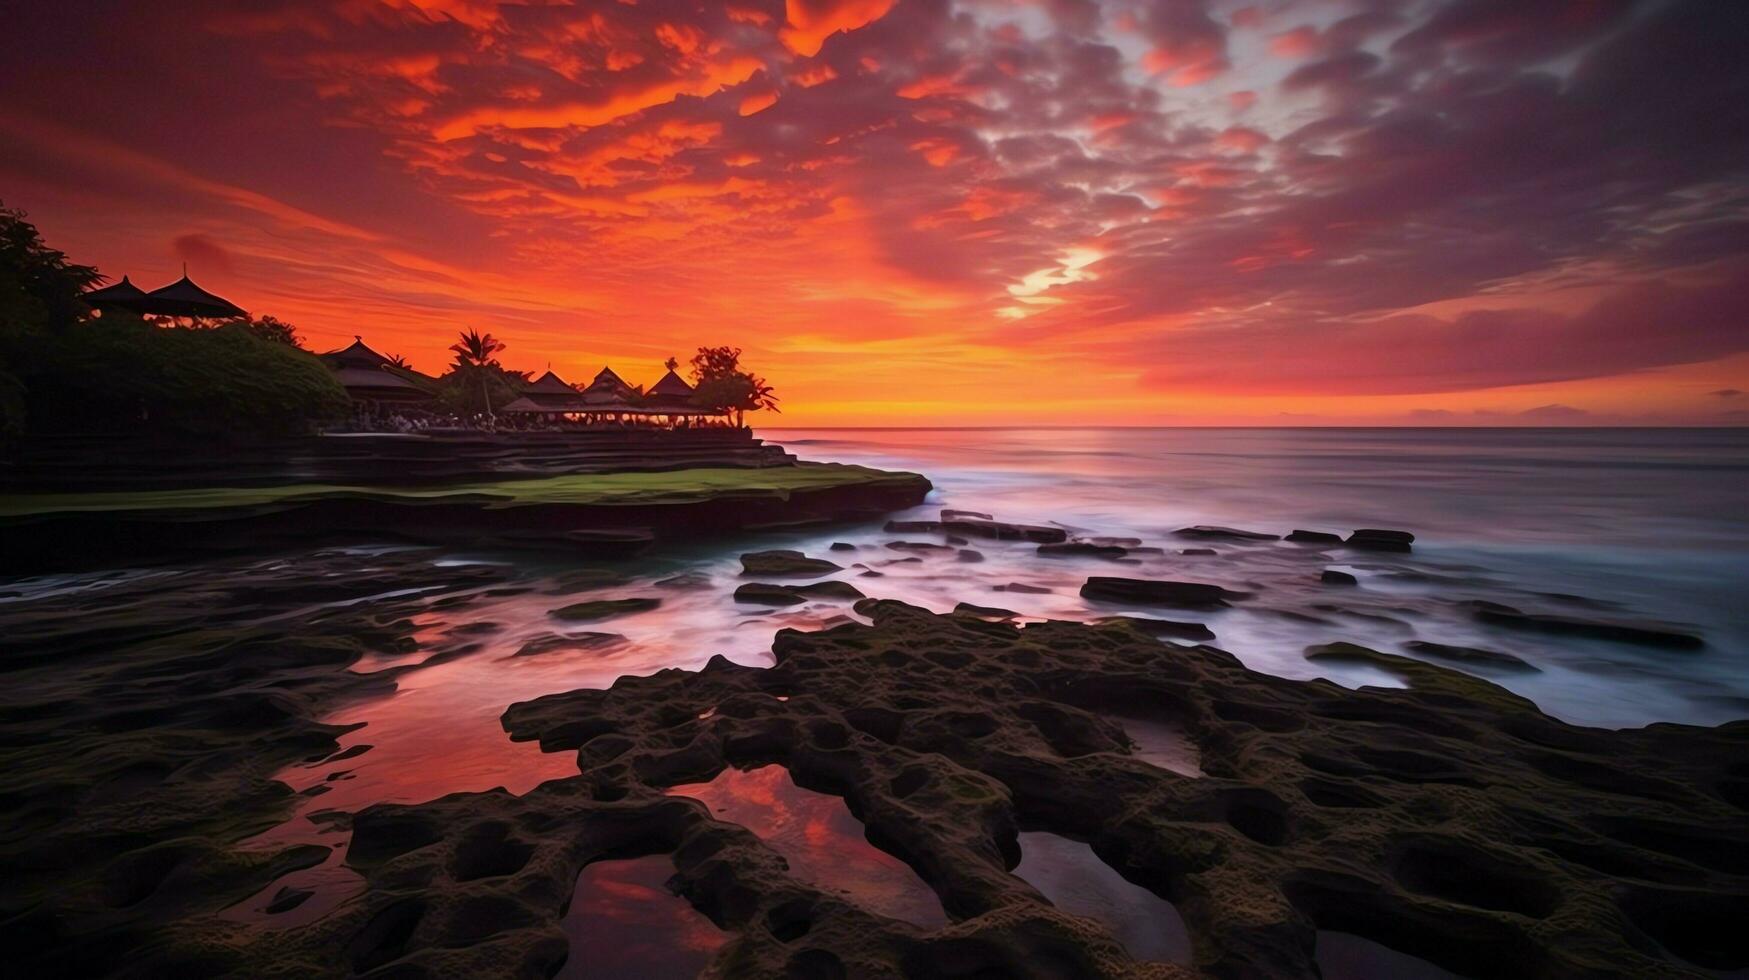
<box><xmin>439</xmin><ymin>327</ymin><xmax>522</xmax><ymax>419</ymax></box>
<box><xmin>0</xmin><ymin>316</ymin><xmax>350</xmax><ymax>439</ymax></box>
<box><xmin>0</xmin><ymin>203</ymin><xmax>349</xmax><ymax>441</ymax></box>
<box><xmin>688</xmin><ymin>344</ymin><xmax>778</xmax><ymax>426</ymax></box>
<box><xmin>0</xmin><ymin>462</ymin><xmax>926</xmax><ymax>516</ymax></box>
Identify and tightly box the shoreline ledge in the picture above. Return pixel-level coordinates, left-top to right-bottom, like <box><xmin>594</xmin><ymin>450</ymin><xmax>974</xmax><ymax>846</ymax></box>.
<box><xmin>0</xmin><ymin>462</ymin><xmax>933</xmax><ymax>572</ymax></box>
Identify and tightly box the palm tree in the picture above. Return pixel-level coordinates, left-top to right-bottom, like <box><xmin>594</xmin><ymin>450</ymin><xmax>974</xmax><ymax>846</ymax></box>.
<box><xmin>449</xmin><ymin>327</ymin><xmax>506</xmax><ymax>421</ymax></box>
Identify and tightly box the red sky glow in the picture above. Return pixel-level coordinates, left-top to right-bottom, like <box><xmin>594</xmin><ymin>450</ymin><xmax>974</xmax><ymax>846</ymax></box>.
<box><xmin>3</xmin><ymin>0</ymin><xmax>1746</xmax><ymax>425</ymax></box>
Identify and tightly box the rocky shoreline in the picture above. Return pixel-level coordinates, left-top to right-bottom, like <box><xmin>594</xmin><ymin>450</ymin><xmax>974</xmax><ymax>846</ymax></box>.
<box><xmin>0</xmin><ymin>462</ymin><xmax>932</xmax><ymax>573</ymax></box>
<box><xmin>0</xmin><ymin>505</ymin><xmax>1744</xmax><ymax>979</ymax></box>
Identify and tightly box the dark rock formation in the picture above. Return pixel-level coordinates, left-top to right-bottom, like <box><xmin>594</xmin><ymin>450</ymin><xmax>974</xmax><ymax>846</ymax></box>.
<box><xmin>3</xmin><ymin>465</ymin><xmax>932</xmax><ymax>575</ymax></box>
<box><xmin>1286</xmin><ymin>530</ymin><xmax>1343</xmax><ymax>544</ymax></box>
<box><xmin>829</xmin><ymin>542</ymin><xmax>857</xmax><ymax>551</ymax></box>
<box><xmin>957</xmin><ymin>549</ymin><xmax>985</xmax><ymax>563</ymax></box>
<box><xmin>887</xmin><ymin>541</ymin><xmax>955</xmax><ymax>552</ymax></box>
<box><xmin>1174</xmin><ymin>526</ymin><xmax>1281</xmax><ymax>541</ymax></box>
<box><xmin>1081</xmin><ymin>577</ymin><xmax>1251</xmax><ymax>609</ymax></box>
<box><xmin>1346</xmin><ymin>529</ymin><xmax>1415</xmax><ymax>552</ymax></box>
<box><xmin>1038</xmin><ymin>542</ymin><xmax>1129</xmax><ymax>560</ymax></box>
<box><xmin>740</xmin><ymin>550</ymin><xmax>842</xmax><ymax>578</ymax></box>
<box><xmin>0</xmin><ymin>552</ymin><xmax>528</xmax><ymax>978</ymax></box>
<box><xmin>1180</xmin><ymin>548</ymin><xmax>1217</xmax><ymax>556</ymax></box>
<box><xmin>995</xmin><ymin>583</ymin><xmax>1051</xmax><ymax>594</ymax></box>
<box><xmin>734</xmin><ymin>584</ymin><xmax>808</xmax><ymax>606</ymax></box>
<box><xmin>1403</xmin><ymin>640</ymin><xmax>1538</xmax><ymax>671</ymax></box>
<box><xmin>735</xmin><ymin>582</ymin><xmax>866</xmax><ymax>606</ymax></box>
<box><xmin>513</xmin><ymin>632</ymin><xmax>628</xmax><ymax>658</ymax></box>
<box><xmin>953</xmin><ymin>602</ymin><xmax>1019</xmax><ymax>619</ymax></box>
<box><xmin>942</xmin><ymin>509</ymin><xmax>994</xmax><ymax>521</ymax></box>
<box><xmin>356</xmin><ymin>602</ymin><xmax>1749</xmax><ymax>980</ymax></box>
<box><xmin>884</xmin><ymin>518</ymin><xmax>1067</xmax><ymax>544</ymax></box>
<box><xmin>1462</xmin><ymin>601</ymin><xmax>1703</xmax><ymax>649</ymax></box>
<box><xmin>1095</xmin><ymin>616</ymin><xmax>1217</xmax><ymax>641</ymax></box>
<box><xmin>550</xmin><ymin>597</ymin><xmax>661</xmax><ymax>621</ymax></box>
<box><xmin>1320</xmin><ymin>570</ymin><xmax>1358</xmax><ymax>586</ymax></box>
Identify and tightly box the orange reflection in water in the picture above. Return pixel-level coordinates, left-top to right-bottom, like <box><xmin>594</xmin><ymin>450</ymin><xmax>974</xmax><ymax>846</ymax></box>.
<box><xmin>669</xmin><ymin>765</ymin><xmax>948</xmax><ymax>927</ymax></box>
<box><xmin>561</xmin><ymin>855</ymin><xmax>726</xmax><ymax>980</ymax></box>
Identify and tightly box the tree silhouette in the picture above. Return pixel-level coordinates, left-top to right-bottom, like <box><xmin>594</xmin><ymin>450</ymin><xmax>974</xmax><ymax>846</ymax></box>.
<box><xmin>0</xmin><ymin>202</ymin><xmax>101</xmax><ymax>330</ymax></box>
<box><xmin>689</xmin><ymin>345</ymin><xmax>778</xmax><ymax>427</ymax></box>
<box><xmin>449</xmin><ymin>328</ymin><xmax>506</xmax><ymax>421</ymax></box>
<box><xmin>245</xmin><ymin>315</ymin><xmax>302</xmax><ymax>348</ymax></box>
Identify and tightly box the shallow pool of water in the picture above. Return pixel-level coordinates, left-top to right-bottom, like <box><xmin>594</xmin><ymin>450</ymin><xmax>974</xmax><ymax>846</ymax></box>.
<box><xmin>669</xmin><ymin>765</ymin><xmax>948</xmax><ymax>928</ymax></box>
<box><xmin>560</xmin><ymin>855</ymin><xmax>725</xmax><ymax>980</ymax></box>
<box><xmin>1012</xmin><ymin>831</ymin><xmax>1191</xmax><ymax>964</ymax></box>
<box><xmin>1315</xmin><ymin>930</ymin><xmax>1466</xmax><ymax>979</ymax></box>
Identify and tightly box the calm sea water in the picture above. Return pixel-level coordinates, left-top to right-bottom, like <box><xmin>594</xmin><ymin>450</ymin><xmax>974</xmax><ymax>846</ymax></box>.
<box><xmin>766</xmin><ymin>426</ymin><xmax>1749</xmax><ymax>728</ymax></box>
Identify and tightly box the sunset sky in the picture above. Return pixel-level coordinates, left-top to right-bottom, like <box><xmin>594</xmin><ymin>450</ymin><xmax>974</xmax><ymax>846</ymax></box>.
<box><xmin>3</xmin><ymin>0</ymin><xmax>1746</xmax><ymax>425</ymax></box>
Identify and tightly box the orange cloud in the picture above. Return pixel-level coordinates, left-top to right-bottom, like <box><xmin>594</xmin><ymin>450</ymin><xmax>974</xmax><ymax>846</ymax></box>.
<box><xmin>779</xmin><ymin>0</ymin><xmax>897</xmax><ymax>57</ymax></box>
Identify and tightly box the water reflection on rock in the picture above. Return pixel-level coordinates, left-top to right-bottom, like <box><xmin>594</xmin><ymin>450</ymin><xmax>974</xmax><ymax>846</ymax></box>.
<box><xmin>1012</xmin><ymin>831</ymin><xmax>1191</xmax><ymax>964</ymax></box>
<box><xmin>560</xmin><ymin>855</ymin><xmax>725</xmax><ymax>980</ymax></box>
<box><xmin>668</xmin><ymin>765</ymin><xmax>949</xmax><ymax>928</ymax></box>
<box><xmin>1316</xmin><ymin>930</ymin><xmax>1466</xmax><ymax>979</ymax></box>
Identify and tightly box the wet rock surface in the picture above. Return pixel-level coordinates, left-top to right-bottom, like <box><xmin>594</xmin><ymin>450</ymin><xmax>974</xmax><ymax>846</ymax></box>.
<box><xmin>735</xmin><ymin>581</ymin><xmax>867</xmax><ymax>606</ymax></box>
<box><xmin>1039</xmin><ymin>542</ymin><xmax>1131</xmax><ymax>560</ymax></box>
<box><xmin>0</xmin><ymin>551</ymin><xmax>526</xmax><ymax>978</ymax></box>
<box><xmin>1174</xmin><ymin>526</ymin><xmax>1281</xmax><ymax>542</ymax></box>
<box><xmin>740</xmin><ymin>550</ymin><xmax>843</xmax><ymax>578</ymax></box>
<box><xmin>1081</xmin><ymin>577</ymin><xmax>1251</xmax><ymax>609</ymax></box>
<box><xmin>1462</xmin><ymin>600</ymin><xmax>1704</xmax><ymax>650</ymax></box>
<box><xmin>4</xmin><ymin>498</ymin><xmax>1746</xmax><ymax>980</ymax></box>
<box><xmin>1402</xmin><ymin>640</ymin><xmax>1539</xmax><ymax>672</ymax></box>
<box><xmin>1346</xmin><ymin>529</ymin><xmax>1415</xmax><ymax>553</ymax></box>
<box><xmin>550</xmin><ymin>597</ymin><xmax>662</xmax><ymax>621</ymax></box>
<box><xmin>312</xmin><ymin>600</ymin><xmax>1749</xmax><ymax>980</ymax></box>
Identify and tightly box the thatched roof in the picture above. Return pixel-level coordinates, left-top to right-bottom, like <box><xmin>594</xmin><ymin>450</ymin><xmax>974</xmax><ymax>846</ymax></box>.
<box><xmin>141</xmin><ymin>274</ymin><xmax>247</xmax><ymax>318</ymax></box>
<box><xmin>329</xmin><ymin>366</ymin><xmax>431</xmax><ymax>400</ymax></box>
<box><xmin>321</xmin><ymin>337</ymin><xmax>394</xmax><ymax>370</ymax></box>
<box><xmin>83</xmin><ymin>275</ymin><xmax>151</xmax><ymax>311</ymax></box>
<box><xmin>581</xmin><ymin>365</ymin><xmax>635</xmax><ymax>406</ymax></box>
<box><xmin>524</xmin><ymin>370</ymin><xmax>579</xmax><ymax>395</ymax></box>
<box><xmin>646</xmin><ymin>368</ymin><xmax>694</xmax><ymax>399</ymax></box>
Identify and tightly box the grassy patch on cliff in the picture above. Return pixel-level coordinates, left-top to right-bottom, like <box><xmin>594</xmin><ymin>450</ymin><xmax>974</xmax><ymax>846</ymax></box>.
<box><xmin>0</xmin><ymin>462</ymin><xmax>927</xmax><ymax>516</ymax></box>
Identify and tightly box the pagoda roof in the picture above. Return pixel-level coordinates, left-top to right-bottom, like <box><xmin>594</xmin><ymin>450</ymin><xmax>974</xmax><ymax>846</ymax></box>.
<box><xmin>83</xmin><ymin>275</ymin><xmax>151</xmax><ymax>310</ymax></box>
<box><xmin>647</xmin><ymin>368</ymin><xmax>694</xmax><ymax>398</ymax></box>
<box><xmin>524</xmin><ymin>370</ymin><xmax>578</xmax><ymax>394</ymax></box>
<box><xmin>141</xmin><ymin>274</ymin><xmax>247</xmax><ymax>318</ymax></box>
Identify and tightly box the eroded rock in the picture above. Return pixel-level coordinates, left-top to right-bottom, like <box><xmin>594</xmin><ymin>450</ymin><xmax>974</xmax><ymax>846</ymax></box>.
<box><xmin>550</xmin><ymin>597</ymin><xmax>661</xmax><ymax>621</ymax></box>
<box><xmin>1462</xmin><ymin>601</ymin><xmax>1703</xmax><ymax>649</ymax></box>
<box><xmin>736</xmin><ymin>581</ymin><xmax>867</xmax><ymax>606</ymax></box>
<box><xmin>740</xmin><ymin>550</ymin><xmax>842</xmax><ymax>578</ymax></box>
<box><xmin>1403</xmin><ymin>640</ymin><xmax>1538</xmax><ymax>671</ymax></box>
<box><xmin>1346</xmin><ymin>529</ymin><xmax>1415</xmax><ymax>552</ymax></box>
<box><xmin>393</xmin><ymin>602</ymin><xmax>1749</xmax><ymax>980</ymax></box>
<box><xmin>1038</xmin><ymin>542</ymin><xmax>1129</xmax><ymax>560</ymax></box>
<box><xmin>1174</xmin><ymin>526</ymin><xmax>1281</xmax><ymax>542</ymax></box>
<box><xmin>1081</xmin><ymin>577</ymin><xmax>1251</xmax><ymax>609</ymax></box>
